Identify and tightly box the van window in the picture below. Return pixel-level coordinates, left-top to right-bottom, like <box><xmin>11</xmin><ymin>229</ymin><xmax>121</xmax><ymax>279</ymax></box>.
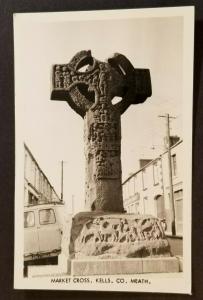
<box><xmin>39</xmin><ymin>209</ymin><xmax>56</xmax><ymax>225</ymax></box>
<box><xmin>24</xmin><ymin>211</ymin><xmax>35</xmax><ymax>228</ymax></box>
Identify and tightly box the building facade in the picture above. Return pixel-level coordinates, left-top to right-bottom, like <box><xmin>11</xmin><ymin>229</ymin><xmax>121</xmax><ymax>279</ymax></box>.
<box><xmin>24</xmin><ymin>144</ymin><xmax>61</xmax><ymax>206</ymax></box>
<box><xmin>122</xmin><ymin>140</ymin><xmax>183</xmax><ymax>236</ymax></box>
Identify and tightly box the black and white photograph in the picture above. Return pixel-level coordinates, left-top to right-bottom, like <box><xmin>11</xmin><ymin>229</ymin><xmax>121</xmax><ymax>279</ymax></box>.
<box><xmin>14</xmin><ymin>7</ymin><xmax>194</xmax><ymax>293</ymax></box>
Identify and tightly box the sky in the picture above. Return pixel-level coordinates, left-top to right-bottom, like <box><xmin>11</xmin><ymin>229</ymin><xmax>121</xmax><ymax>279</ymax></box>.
<box><xmin>14</xmin><ymin>10</ymin><xmax>184</xmax><ymax>213</ymax></box>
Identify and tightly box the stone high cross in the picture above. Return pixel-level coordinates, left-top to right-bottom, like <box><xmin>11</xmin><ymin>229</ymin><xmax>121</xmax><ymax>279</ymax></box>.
<box><xmin>51</xmin><ymin>50</ymin><xmax>151</xmax><ymax>212</ymax></box>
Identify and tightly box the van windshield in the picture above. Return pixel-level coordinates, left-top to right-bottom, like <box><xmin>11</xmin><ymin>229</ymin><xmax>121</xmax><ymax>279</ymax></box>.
<box><xmin>39</xmin><ymin>208</ymin><xmax>56</xmax><ymax>225</ymax></box>
<box><xmin>24</xmin><ymin>211</ymin><xmax>35</xmax><ymax>228</ymax></box>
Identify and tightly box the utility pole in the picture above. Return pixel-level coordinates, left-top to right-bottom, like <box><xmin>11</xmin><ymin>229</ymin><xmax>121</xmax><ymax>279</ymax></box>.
<box><xmin>60</xmin><ymin>160</ymin><xmax>67</xmax><ymax>202</ymax></box>
<box><xmin>159</xmin><ymin>113</ymin><xmax>176</xmax><ymax>236</ymax></box>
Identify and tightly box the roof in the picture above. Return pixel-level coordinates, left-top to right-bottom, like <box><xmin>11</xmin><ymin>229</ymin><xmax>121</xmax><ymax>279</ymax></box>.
<box><xmin>122</xmin><ymin>139</ymin><xmax>183</xmax><ymax>185</ymax></box>
<box><xmin>24</xmin><ymin>201</ymin><xmax>64</xmax><ymax>210</ymax></box>
<box><xmin>24</xmin><ymin>143</ymin><xmax>60</xmax><ymax>200</ymax></box>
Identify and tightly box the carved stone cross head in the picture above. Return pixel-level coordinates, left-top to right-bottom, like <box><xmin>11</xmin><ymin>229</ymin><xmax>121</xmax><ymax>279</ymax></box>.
<box><xmin>51</xmin><ymin>50</ymin><xmax>152</xmax><ymax>117</ymax></box>
<box><xmin>50</xmin><ymin>51</ymin><xmax>152</xmax><ymax>212</ymax></box>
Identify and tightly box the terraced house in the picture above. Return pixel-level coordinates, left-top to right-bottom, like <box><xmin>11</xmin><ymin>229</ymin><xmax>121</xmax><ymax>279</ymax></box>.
<box><xmin>122</xmin><ymin>139</ymin><xmax>183</xmax><ymax>237</ymax></box>
<box><xmin>24</xmin><ymin>144</ymin><xmax>61</xmax><ymax>206</ymax></box>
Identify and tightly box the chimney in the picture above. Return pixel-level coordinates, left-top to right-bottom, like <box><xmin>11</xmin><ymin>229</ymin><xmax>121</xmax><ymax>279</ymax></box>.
<box><xmin>139</xmin><ymin>159</ymin><xmax>153</xmax><ymax>169</ymax></box>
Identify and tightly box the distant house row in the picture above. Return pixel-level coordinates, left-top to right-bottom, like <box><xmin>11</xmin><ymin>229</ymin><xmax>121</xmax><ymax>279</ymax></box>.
<box><xmin>122</xmin><ymin>139</ymin><xmax>183</xmax><ymax>236</ymax></box>
<box><xmin>24</xmin><ymin>144</ymin><xmax>61</xmax><ymax>206</ymax></box>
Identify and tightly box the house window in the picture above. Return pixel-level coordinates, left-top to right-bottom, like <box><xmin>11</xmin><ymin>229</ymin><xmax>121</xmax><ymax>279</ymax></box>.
<box><xmin>171</xmin><ymin>154</ymin><xmax>177</xmax><ymax>176</ymax></box>
<box><xmin>28</xmin><ymin>191</ymin><xmax>38</xmax><ymax>205</ymax></box>
<box><xmin>142</xmin><ymin>169</ymin><xmax>147</xmax><ymax>190</ymax></box>
<box><xmin>153</xmin><ymin>162</ymin><xmax>159</xmax><ymax>185</ymax></box>
<box><xmin>143</xmin><ymin>196</ymin><xmax>148</xmax><ymax>214</ymax></box>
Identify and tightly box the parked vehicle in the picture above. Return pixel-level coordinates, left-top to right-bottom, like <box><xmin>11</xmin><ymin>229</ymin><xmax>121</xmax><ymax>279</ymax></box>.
<box><xmin>24</xmin><ymin>202</ymin><xmax>65</xmax><ymax>262</ymax></box>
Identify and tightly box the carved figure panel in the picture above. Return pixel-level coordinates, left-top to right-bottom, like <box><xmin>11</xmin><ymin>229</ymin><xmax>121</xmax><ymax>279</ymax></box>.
<box><xmin>73</xmin><ymin>214</ymin><xmax>170</xmax><ymax>259</ymax></box>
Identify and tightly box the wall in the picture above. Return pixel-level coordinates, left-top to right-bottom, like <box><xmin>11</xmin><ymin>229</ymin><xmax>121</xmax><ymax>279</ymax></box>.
<box><xmin>24</xmin><ymin>144</ymin><xmax>60</xmax><ymax>206</ymax></box>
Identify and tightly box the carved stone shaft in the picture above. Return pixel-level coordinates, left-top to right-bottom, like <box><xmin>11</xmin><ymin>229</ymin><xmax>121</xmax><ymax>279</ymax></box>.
<box><xmin>51</xmin><ymin>50</ymin><xmax>152</xmax><ymax>212</ymax></box>
<box><xmin>84</xmin><ymin>99</ymin><xmax>122</xmax><ymax>212</ymax></box>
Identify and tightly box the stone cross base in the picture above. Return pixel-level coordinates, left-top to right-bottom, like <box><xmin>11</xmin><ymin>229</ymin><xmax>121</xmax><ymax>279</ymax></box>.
<box><xmin>71</xmin><ymin>257</ymin><xmax>180</xmax><ymax>276</ymax></box>
<box><xmin>70</xmin><ymin>212</ymin><xmax>171</xmax><ymax>259</ymax></box>
<box><xmin>27</xmin><ymin>212</ymin><xmax>181</xmax><ymax>278</ymax></box>
<box><xmin>27</xmin><ymin>256</ymin><xmax>181</xmax><ymax>278</ymax></box>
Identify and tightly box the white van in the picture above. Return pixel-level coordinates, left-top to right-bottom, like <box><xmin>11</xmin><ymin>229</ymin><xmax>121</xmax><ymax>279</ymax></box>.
<box><xmin>24</xmin><ymin>203</ymin><xmax>65</xmax><ymax>262</ymax></box>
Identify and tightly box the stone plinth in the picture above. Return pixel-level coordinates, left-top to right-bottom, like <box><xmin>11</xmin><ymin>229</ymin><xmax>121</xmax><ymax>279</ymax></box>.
<box><xmin>71</xmin><ymin>257</ymin><xmax>179</xmax><ymax>276</ymax></box>
<box><xmin>70</xmin><ymin>212</ymin><xmax>170</xmax><ymax>259</ymax></box>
